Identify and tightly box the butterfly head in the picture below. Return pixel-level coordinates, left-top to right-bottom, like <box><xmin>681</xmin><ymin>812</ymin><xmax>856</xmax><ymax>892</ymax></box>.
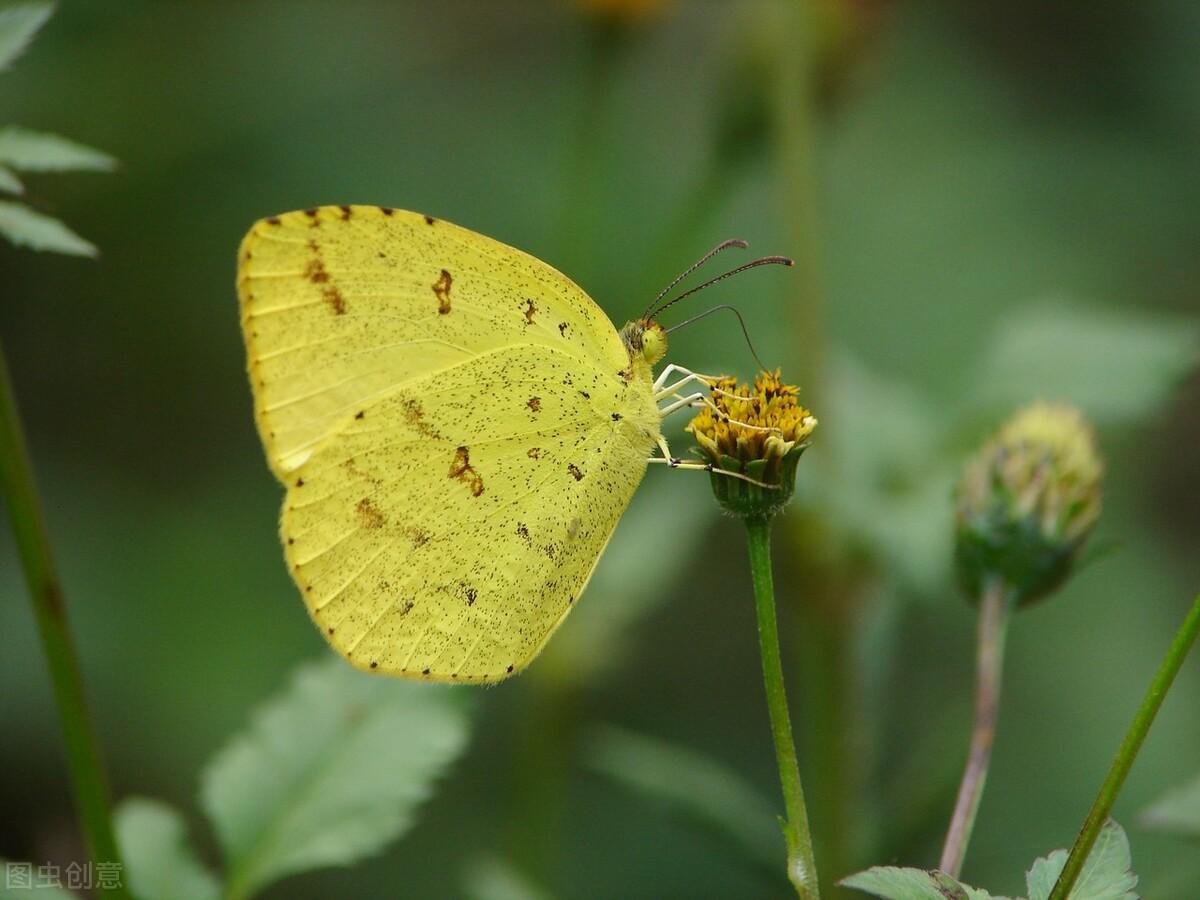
<box><xmin>620</xmin><ymin>319</ymin><xmax>668</xmax><ymax>368</ymax></box>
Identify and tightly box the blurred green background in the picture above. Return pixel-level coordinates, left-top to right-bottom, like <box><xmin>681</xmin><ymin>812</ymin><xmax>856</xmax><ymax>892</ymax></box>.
<box><xmin>2</xmin><ymin>1</ymin><xmax>1199</xmax><ymax>898</ymax></box>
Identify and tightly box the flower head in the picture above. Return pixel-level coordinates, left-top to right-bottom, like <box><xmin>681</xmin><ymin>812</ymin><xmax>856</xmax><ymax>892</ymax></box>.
<box><xmin>955</xmin><ymin>402</ymin><xmax>1103</xmax><ymax>606</ymax></box>
<box><xmin>687</xmin><ymin>369</ymin><xmax>817</xmax><ymax>518</ymax></box>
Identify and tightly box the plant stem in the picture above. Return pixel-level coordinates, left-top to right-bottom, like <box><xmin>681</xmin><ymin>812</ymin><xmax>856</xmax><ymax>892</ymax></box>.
<box><xmin>1048</xmin><ymin>592</ymin><xmax>1200</xmax><ymax>900</ymax></box>
<box><xmin>939</xmin><ymin>578</ymin><xmax>1013</xmax><ymax>877</ymax></box>
<box><xmin>0</xmin><ymin>340</ymin><xmax>127</xmax><ymax>897</ymax></box>
<box><xmin>745</xmin><ymin>515</ymin><xmax>820</xmax><ymax>899</ymax></box>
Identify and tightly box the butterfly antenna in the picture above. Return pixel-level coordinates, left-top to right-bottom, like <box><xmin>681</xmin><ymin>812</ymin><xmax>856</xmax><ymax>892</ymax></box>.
<box><xmin>649</xmin><ymin>255</ymin><xmax>794</xmax><ymax>321</ymax></box>
<box><xmin>666</xmin><ymin>304</ymin><xmax>771</xmax><ymax>372</ymax></box>
<box><xmin>642</xmin><ymin>238</ymin><xmax>749</xmax><ymax>320</ymax></box>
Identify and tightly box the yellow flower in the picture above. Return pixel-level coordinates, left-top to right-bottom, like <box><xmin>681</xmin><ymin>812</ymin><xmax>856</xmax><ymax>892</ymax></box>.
<box><xmin>687</xmin><ymin>369</ymin><xmax>817</xmax><ymax>518</ymax></box>
<box><xmin>955</xmin><ymin>402</ymin><xmax>1103</xmax><ymax>605</ymax></box>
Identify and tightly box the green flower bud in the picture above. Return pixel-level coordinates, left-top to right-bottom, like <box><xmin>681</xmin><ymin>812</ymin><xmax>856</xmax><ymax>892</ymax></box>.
<box><xmin>686</xmin><ymin>370</ymin><xmax>817</xmax><ymax>519</ymax></box>
<box><xmin>955</xmin><ymin>402</ymin><xmax>1103</xmax><ymax>606</ymax></box>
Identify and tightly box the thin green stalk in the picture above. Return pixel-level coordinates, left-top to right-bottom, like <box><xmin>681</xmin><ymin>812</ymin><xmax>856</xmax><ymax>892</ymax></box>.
<box><xmin>1048</xmin><ymin>592</ymin><xmax>1200</xmax><ymax>900</ymax></box>
<box><xmin>0</xmin><ymin>340</ymin><xmax>127</xmax><ymax>897</ymax></box>
<box><xmin>745</xmin><ymin>515</ymin><xmax>820</xmax><ymax>899</ymax></box>
<box><xmin>939</xmin><ymin>578</ymin><xmax>1014</xmax><ymax>877</ymax></box>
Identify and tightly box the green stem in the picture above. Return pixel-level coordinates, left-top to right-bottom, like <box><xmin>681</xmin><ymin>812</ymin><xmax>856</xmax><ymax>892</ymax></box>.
<box><xmin>939</xmin><ymin>579</ymin><xmax>1014</xmax><ymax>877</ymax></box>
<box><xmin>1048</xmin><ymin>592</ymin><xmax>1200</xmax><ymax>900</ymax></box>
<box><xmin>0</xmin><ymin>340</ymin><xmax>127</xmax><ymax>897</ymax></box>
<box><xmin>745</xmin><ymin>516</ymin><xmax>820</xmax><ymax>899</ymax></box>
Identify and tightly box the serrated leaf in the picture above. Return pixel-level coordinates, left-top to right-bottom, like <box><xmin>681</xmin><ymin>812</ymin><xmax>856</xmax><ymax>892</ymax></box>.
<box><xmin>114</xmin><ymin>798</ymin><xmax>220</xmax><ymax>900</ymax></box>
<box><xmin>1025</xmin><ymin>819</ymin><xmax>1137</xmax><ymax>900</ymax></box>
<box><xmin>0</xmin><ymin>166</ymin><xmax>22</xmax><ymax>194</ymax></box>
<box><xmin>839</xmin><ymin>865</ymin><xmax>1006</xmax><ymax>900</ymax></box>
<box><xmin>200</xmin><ymin>657</ymin><xmax>470</xmax><ymax>900</ymax></box>
<box><xmin>0</xmin><ymin>860</ymin><xmax>78</xmax><ymax>897</ymax></box>
<box><xmin>462</xmin><ymin>857</ymin><xmax>555</xmax><ymax>900</ymax></box>
<box><xmin>1139</xmin><ymin>772</ymin><xmax>1200</xmax><ymax>840</ymax></box>
<box><xmin>0</xmin><ymin>2</ymin><xmax>54</xmax><ymax>70</ymax></box>
<box><xmin>0</xmin><ymin>128</ymin><xmax>115</xmax><ymax>172</ymax></box>
<box><xmin>968</xmin><ymin>304</ymin><xmax>1199</xmax><ymax>424</ymax></box>
<box><xmin>0</xmin><ymin>200</ymin><xmax>95</xmax><ymax>256</ymax></box>
<box><xmin>582</xmin><ymin>724</ymin><xmax>784</xmax><ymax>873</ymax></box>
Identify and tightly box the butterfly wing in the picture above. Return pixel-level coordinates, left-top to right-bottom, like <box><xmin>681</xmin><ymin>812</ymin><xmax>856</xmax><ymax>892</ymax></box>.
<box><xmin>239</xmin><ymin>206</ymin><xmax>630</xmax><ymax>475</ymax></box>
<box><xmin>238</xmin><ymin>207</ymin><xmax>660</xmax><ymax>681</ymax></box>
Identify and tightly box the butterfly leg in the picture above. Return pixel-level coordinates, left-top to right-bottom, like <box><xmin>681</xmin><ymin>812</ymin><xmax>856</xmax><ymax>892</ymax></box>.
<box><xmin>649</xmin><ymin>435</ymin><xmax>777</xmax><ymax>489</ymax></box>
<box><xmin>652</xmin><ymin>363</ymin><xmax>717</xmax><ymax>393</ymax></box>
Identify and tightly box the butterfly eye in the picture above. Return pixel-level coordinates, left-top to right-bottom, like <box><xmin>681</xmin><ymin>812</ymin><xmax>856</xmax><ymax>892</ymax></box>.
<box><xmin>641</xmin><ymin>323</ymin><xmax>667</xmax><ymax>366</ymax></box>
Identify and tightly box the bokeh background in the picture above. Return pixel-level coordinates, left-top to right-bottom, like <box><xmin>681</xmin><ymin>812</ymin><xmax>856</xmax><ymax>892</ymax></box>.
<box><xmin>2</xmin><ymin>1</ymin><xmax>1199</xmax><ymax>898</ymax></box>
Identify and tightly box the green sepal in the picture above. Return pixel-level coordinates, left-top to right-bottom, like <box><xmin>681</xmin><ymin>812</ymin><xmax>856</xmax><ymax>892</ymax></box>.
<box><xmin>704</xmin><ymin>444</ymin><xmax>807</xmax><ymax>520</ymax></box>
<box><xmin>955</xmin><ymin>509</ymin><xmax>1083</xmax><ymax>607</ymax></box>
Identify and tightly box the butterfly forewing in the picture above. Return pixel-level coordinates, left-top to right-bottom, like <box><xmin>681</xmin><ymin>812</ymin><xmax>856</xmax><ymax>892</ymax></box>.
<box><xmin>239</xmin><ymin>206</ymin><xmax>629</xmax><ymax>475</ymax></box>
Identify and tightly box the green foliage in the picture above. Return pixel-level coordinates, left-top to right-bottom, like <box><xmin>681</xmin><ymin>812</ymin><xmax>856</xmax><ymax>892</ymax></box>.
<box><xmin>0</xmin><ymin>128</ymin><xmax>115</xmax><ymax>172</ymax></box>
<box><xmin>0</xmin><ymin>165</ymin><xmax>20</xmax><ymax>193</ymax></box>
<box><xmin>843</xmin><ymin>821</ymin><xmax>1136</xmax><ymax>900</ymax></box>
<box><xmin>462</xmin><ymin>857</ymin><xmax>555</xmax><ymax>900</ymax></box>
<box><xmin>1138</xmin><ymin>772</ymin><xmax>1200</xmax><ymax>841</ymax></box>
<box><xmin>0</xmin><ymin>199</ymin><xmax>95</xmax><ymax>256</ymax></box>
<box><xmin>1025</xmin><ymin>821</ymin><xmax>1136</xmax><ymax>900</ymax></box>
<box><xmin>0</xmin><ymin>1</ymin><xmax>52</xmax><ymax>70</ymax></box>
<box><xmin>581</xmin><ymin>724</ymin><xmax>783</xmax><ymax>875</ymax></box>
<box><xmin>840</xmin><ymin>866</ymin><xmax>1005</xmax><ymax>900</ymax></box>
<box><xmin>114</xmin><ymin>799</ymin><xmax>219</xmax><ymax>900</ymax></box>
<box><xmin>0</xmin><ymin>3</ymin><xmax>111</xmax><ymax>256</ymax></box>
<box><xmin>199</xmin><ymin>657</ymin><xmax>470</xmax><ymax>900</ymax></box>
<box><xmin>966</xmin><ymin>305</ymin><xmax>1200</xmax><ymax>424</ymax></box>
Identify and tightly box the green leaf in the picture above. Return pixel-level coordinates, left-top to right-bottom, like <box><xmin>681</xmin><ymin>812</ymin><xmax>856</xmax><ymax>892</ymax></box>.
<box><xmin>0</xmin><ymin>200</ymin><xmax>95</xmax><ymax>256</ymax></box>
<box><xmin>0</xmin><ymin>166</ymin><xmax>22</xmax><ymax>194</ymax></box>
<box><xmin>1139</xmin><ymin>772</ymin><xmax>1200</xmax><ymax>840</ymax></box>
<box><xmin>0</xmin><ymin>2</ymin><xmax>53</xmax><ymax>70</ymax></box>
<box><xmin>967</xmin><ymin>304</ymin><xmax>1199</xmax><ymax>424</ymax></box>
<box><xmin>0</xmin><ymin>128</ymin><xmax>116</xmax><ymax>172</ymax></box>
<box><xmin>839</xmin><ymin>866</ymin><xmax>1005</xmax><ymax>900</ymax></box>
<box><xmin>462</xmin><ymin>857</ymin><xmax>555</xmax><ymax>900</ymax></box>
<box><xmin>1025</xmin><ymin>819</ymin><xmax>1137</xmax><ymax>900</ymax></box>
<box><xmin>581</xmin><ymin>724</ymin><xmax>783</xmax><ymax>874</ymax></box>
<box><xmin>115</xmin><ymin>798</ymin><xmax>220</xmax><ymax>900</ymax></box>
<box><xmin>200</xmin><ymin>657</ymin><xmax>470</xmax><ymax>900</ymax></box>
<box><xmin>0</xmin><ymin>860</ymin><xmax>79</xmax><ymax>897</ymax></box>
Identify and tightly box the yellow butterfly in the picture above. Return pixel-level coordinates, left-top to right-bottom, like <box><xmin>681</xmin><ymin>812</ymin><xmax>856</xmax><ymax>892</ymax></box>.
<box><xmin>237</xmin><ymin>206</ymin><xmax>787</xmax><ymax>683</ymax></box>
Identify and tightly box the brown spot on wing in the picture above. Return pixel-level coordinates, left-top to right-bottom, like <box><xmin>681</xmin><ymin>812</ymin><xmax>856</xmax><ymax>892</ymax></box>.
<box><xmin>339</xmin><ymin>205</ymin><xmax>352</xmax><ymax>219</ymax></box>
<box><xmin>401</xmin><ymin>397</ymin><xmax>440</xmax><ymax>439</ymax></box>
<box><xmin>304</xmin><ymin>258</ymin><xmax>330</xmax><ymax>283</ymax></box>
<box><xmin>567</xmin><ymin>463</ymin><xmax>584</xmax><ymax>481</ymax></box>
<box><xmin>304</xmin><ymin>207</ymin><xmax>318</xmax><ymax>218</ymax></box>
<box><xmin>449</xmin><ymin>446</ymin><xmax>484</xmax><ymax>497</ymax></box>
<box><xmin>323</xmin><ymin>285</ymin><xmax>346</xmax><ymax>315</ymax></box>
<box><xmin>558</xmin><ymin>322</ymin><xmax>569</xmax><ymax>336</ymax></box>
<box><xmin>464</xmin><ymin>586</ymin><xmax>478</xmax><ymax>606</ymax></box>
<box><xmin>424</xmin><ymin>215</ymin><xmax>435</xmax><ymax>225</ymax></box>
<box><xmin>527</xmin><ymin>396</ymin><xmax>541</xmax><ymax>412</ymax></box>
<box><xmin>398</xmin><ymin>599</ymin><xmax>415</xmax><ymax>616</ymax></box>
<box><xmin>356</xmin><ymin>497</ymin><xmax>385</xmax><ymax>529</ymax></box>
<box><xmin>379</xmin><ymin>206</ymin><xmax>394</xmax><ymax>216</ymax></box>
<box><xmin>527</xmin><ymin>447</ymin><xmax>540</xmax><ymax>459</ymax></box>
<box><xmin>355</xmin><ymin>410</ymin><xmax>365</xmax><ymax>420</ymax></box>
<box><xmin>523</xmin><ymin>298</ymin><xmax>536</xmax><ymax>325</ymax></box>
<box><xmin>516</xmin><ymin>522</ymin><xmax>530</xmax><ymax>542</ymax></box>
<box><xmin>432</xmin><ymin>269</ymin><xmax>453</xmax><ymax>314</ymax></box>
<box><xmin>403</xmin><ymin>526</ymin><xmax>430</xmax><ymax>547</ymax></box>
<box><xmin>265</xmin><ymin>216</ymin><xmax>281</xmax><ymax>225</ymax></box>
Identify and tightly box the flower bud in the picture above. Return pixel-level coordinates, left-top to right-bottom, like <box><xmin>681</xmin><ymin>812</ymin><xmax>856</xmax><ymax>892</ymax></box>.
<box><xmin>955</xmin><ymin>402</ymin><xmax>1102</xmax><ymax>606</ymax></box>
<box><xmin>686</xmin><ymin>369</ymin><xmax>817</xmax><ymax>519</ymax></box>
